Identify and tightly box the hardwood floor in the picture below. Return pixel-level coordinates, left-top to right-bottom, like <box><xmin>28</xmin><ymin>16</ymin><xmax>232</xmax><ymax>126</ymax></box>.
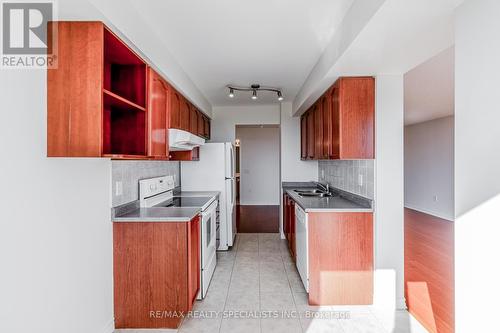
<box><xmin>405</xmin><ymin>208</ymin><xmax>454</xmax><ymax>333</ymax></box>
<box><xmin>236</xmin><ymin>205</ymin><xmax>279</xmax><ymax>233</ymax></box>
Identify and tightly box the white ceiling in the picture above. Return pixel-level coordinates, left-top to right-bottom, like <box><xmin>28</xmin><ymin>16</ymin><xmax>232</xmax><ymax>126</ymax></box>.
<box><xmin>404</xmin><ymin>47</ymin><xmax>455</xmax><ymax>125</ymax></box>
<box><xmin>127</xmin><ymin>0</ymin><xmax>355</xmax><ymax>106</ymax></box>
<box><xmin>293</xmin><ymin>0</ymin><xmax>462</xmax><ymax>115</ymax></box>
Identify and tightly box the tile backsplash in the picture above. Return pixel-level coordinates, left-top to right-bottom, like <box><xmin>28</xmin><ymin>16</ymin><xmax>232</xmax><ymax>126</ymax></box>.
<box><xmin>318</xmin><ymin>160</ymin><xmax>374</xmax><ymax>199</ymax></box>
<box><xmin>111</xmin><ymin>160</ymin><xmax>180</xmax><ymax>207</ymax></box>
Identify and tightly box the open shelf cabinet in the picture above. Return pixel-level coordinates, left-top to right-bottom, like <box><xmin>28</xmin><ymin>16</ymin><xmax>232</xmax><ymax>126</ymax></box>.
<box><xmin>47</xmin><ymin>22</ymin><xmax>148</xmax><ymax>158</ymax></box>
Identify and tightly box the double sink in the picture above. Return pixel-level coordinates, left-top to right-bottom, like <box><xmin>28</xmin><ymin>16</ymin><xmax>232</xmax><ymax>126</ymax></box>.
<box><xmin>294</xmin><ymin>189</ymin><xmax>334</xmax><ymax>198</ymax></box>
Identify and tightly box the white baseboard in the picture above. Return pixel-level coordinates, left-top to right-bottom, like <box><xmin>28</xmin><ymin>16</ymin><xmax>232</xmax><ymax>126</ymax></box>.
<box><xmin>404</xmin><ymin>204</ymin><xmax>454</xmax><ymax>222</ymax></box>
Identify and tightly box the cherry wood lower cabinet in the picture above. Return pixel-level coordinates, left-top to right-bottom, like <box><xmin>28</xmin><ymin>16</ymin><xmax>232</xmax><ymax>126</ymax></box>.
<box><xmin>282</xmin><ymin>193</ymin><xmax>296</xmax><ymax>260</ymax></box>
<box><xmin>113</xmin><ymin>216</ymin><xmax>200</xmax><ymax>329</ymax></box>
<box><xmin>308</xmin><ymin>211</ymin><xmax>373</xmax><ymax>305</ymax></box>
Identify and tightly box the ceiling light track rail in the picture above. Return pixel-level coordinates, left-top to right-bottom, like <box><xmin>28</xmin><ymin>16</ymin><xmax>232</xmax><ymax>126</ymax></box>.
<box><xmin>227</xmin><ymin>84</ymin><xmax>283</xmax><ymax>101</ymax></box>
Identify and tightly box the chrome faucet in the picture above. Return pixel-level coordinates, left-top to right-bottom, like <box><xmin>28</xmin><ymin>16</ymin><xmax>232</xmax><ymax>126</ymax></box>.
<box><xmin>314</xmin><ymin>181</ymin><xmax>329</xmax><ymax>193</ymax></box>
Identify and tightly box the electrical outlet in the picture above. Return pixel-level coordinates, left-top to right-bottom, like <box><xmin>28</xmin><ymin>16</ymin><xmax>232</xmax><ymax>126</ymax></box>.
<box><xmin>433</xmin><ymin>195</ymin><xmax>438</xmax><ymax>202</ymax></box>
<box><xmin>115</xmin><ymin>181</ymin><xmax>123</xmax><ymax>196</ymax></box>
<box><xmin>358</xmin><ymin>174</ymin><xmax>363</xmax><ymax>186</ymax></box>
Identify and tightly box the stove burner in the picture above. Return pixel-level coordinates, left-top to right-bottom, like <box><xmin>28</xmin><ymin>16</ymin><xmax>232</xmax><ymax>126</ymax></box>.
<box><xmin>156</xmin><ymin>196</ymin><xmax>212</xmax><ymax>209</ymax></box>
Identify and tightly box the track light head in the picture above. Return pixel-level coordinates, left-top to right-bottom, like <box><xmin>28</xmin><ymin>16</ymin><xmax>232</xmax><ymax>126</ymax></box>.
<box><xmin>277</xmin><ymin>91</ymin><xmax>283</xmax><ymax>101</ymax></box>
<box><xmin>251</xmin><ymin>90</ymin><xmax>258</xmax><ymax>100</ymax></box>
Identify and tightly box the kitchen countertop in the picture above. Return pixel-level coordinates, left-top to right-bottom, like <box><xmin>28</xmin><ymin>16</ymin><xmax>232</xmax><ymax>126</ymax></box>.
<box><xmin>283</xmin><ymin>182</ymin><xmax>373</xmax><ymax>213</ymax></box>
<box><xmin>113</xmin><ymin>207</ymin><xmax>201</xmax><ymax>222</ymax></box>
<box><xmin>112</xmin><ymin>191</ymin><xmax>219</xmax><ymax>223</ymax></box>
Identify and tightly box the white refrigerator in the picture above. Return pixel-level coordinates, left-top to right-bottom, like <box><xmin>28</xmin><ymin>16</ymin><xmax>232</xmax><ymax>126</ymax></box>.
<box><xmin>181</xmin><ymin>143</ymin><xmax>236</xmax><ymax>250</ymax></box>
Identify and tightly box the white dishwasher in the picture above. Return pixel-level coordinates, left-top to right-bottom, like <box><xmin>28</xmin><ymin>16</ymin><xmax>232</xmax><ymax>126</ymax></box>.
<box><xmin>295</xmin><ymin>205</ymin><xmax>309</xmax><ymax>292</ymax></box>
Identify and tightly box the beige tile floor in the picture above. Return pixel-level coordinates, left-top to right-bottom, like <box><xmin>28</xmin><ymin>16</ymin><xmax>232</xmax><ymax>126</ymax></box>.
<box><xmin>115</xmin><ymin>233</ymin><xmax>429</xmax><ymax>333</ymax></box>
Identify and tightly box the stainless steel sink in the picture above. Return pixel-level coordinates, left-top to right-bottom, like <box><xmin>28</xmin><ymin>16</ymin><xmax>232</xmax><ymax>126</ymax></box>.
<box><xmin>298</xmin><ymin>192</ymin><xmax>332</xmax><ymax>198</ymax></box>
<box><xmin>294</xmin><ymin>189</ymin><xmax>324</xmax><ymax>194</ymax></box>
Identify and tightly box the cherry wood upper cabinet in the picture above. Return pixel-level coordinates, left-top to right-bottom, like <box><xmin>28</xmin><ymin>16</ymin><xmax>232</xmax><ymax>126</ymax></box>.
<box><xmin>169</xmin><ymin>88</ymin><xmax>181</xmax><ymax>130</ymax></box>
<box><xmin>321</xmin><ymin>91</ymin><xmax>332</xmax><ymax>159</ymax></box>
<box><xmin>47</xmin><ymin>21</ymin><xmax>210</xmax><ymax>158</ymax></box>
<box><xmin>335</xmin><ymin>77</ymin><xmax>374</xmax><ymax>159</ymax></box>
<box><xmin>314</xmin><ymin>102</ymin><xmax>324</xmax><ymax>159</ymax></box>
<box><xmin>300</xmin><ymin>77</ymin><xmax>374</xmax><ymax>160</ymax></box>
<box><xmin>47</xmin><ymin>22</ymin><xmax>148</xmax><ymax>158</ymax></box>
<box><xmin>306</xmin><ymin>109</ymin><xmax>315</xmax><ymax>159</ymax></box>
<box><xmin>300</xmin><ymin>116</ymin><xmax>307</xmax><ymax>159</ymax></box>
<box><xmin>147</xmin><ymin>68</ymin><xmax>169</xmax><ymax>159</ymax></box>
<box><xmin>203</xmin><ymin>116</ymin><xmax>211</xmax><ymax>140</ymax></box>
<box><xmin>180</xmin><ymin>97</ymin><xmax>190</xmax><ymax>131</ymax></box>
<box><xmin>189</xmin><ymin>104</ymin><xmax>198</xmax><ymax>134</ymax></box>
<box><xmin>197</xmin><ymin>111</ymin><xmax>204</xmax><ymax>137</ymax></box>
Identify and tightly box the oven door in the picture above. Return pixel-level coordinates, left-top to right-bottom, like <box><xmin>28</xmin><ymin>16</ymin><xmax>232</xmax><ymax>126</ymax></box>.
<box><xmin>198</xmin><ymin>200</ymin><xmax>218</xmax><ymax>299</ymax></box>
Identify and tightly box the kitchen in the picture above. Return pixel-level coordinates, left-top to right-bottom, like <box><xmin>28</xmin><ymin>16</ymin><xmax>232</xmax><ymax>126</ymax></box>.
<box><xmin>1</xmin><ymin>1</ymin><xmax>498</xmax><ymax>333</ymax></box>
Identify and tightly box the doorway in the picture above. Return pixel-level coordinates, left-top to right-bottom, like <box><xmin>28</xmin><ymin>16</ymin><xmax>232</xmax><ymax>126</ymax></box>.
<box><xmin>403</xmin><ymin>47</ymin><xmax>455</xmax><ymax>333</ymax></box>
<box><xmin>235</xmin><ymin>125</ymin><xmax>280</xmax><ymax>233</ymax></box>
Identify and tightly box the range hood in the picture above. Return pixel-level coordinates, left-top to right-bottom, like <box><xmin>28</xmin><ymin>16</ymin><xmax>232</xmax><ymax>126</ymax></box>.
<box><xmin>169</xmin><ymin>128</ymin><xmax>205</xmax><ymax>151</ymax></box>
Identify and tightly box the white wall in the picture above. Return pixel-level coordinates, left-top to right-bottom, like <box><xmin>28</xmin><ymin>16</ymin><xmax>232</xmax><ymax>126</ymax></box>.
<box><xmin>236</xmin><ymin>127</ymin><xmax>280</xmax><ymax>205</ymax></box>
<box><xmin>455</xmin><ymin>1</ymin><xmax>500</xmax><ymax>332</ymax></box>
<box><xmin>0</xmin><ymin>71</ymin><xmax>114</xmax><ymax>333</ymax></box>
<box><xmin>374</xmin><ymin>75</ymin><xmax>405</xmax><ymax>311</ymax></box>
<box><xmin>210</xmin><ymin>104</ymin><xmax>280</xmax><ymax>143</ymax></box>
<box><xmin>404</xmin><ymin>116</ymin><xmax>454</xmax><ymax>221</ymax></box>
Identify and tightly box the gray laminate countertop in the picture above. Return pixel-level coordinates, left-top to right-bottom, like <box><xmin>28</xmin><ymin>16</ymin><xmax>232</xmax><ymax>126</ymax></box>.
<box><xmin>112</xmin><ymin>190</ymin><xmax>219</xmax><ymax>222</ymax></box>
<box><xmin>282</xmin><ymin>182</ymin><xmax>373</xmax><ymax>213</ymax></box>
<box><xmin>113</xmin><ymin>207</ymin><xmax>201</xmax><ymax>222</ymax></box>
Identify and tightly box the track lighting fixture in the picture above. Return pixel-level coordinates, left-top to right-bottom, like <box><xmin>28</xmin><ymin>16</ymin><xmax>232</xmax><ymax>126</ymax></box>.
<box><xmin>277</xmin><ymin>91</ymin><xmax>283</xmax><ymax>101</ymax></box>
<box><xmin>226</xmin><ymin>84</ymin><xmax>283</xmax><ymax>102</ymax></box>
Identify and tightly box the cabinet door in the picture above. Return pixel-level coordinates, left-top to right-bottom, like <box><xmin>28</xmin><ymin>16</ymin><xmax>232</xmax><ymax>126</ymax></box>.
<box><xmin>290</xmin><ymin>200</ymin><xmax>296</xmax><ymax>260</ymax></box>
<box><xmin>189</xmin><ymin>104</ymin><xmax>198</xmax><ymax>134</ymax></box>
<box><xmin>169</xmin><ymin>89</ymin><xmax>181</xmax><ymax>129</ymax></box>
<box><xmin>180</xmin><ymin>97</ymin><xmax>190</xmax><ymax>131</ymax></box>
<box><xmin>147</xmin><ymin>69</ymin><xmax>169</xmax><ymax>159</ymax></box>
<box><xmin>282</xmin><ymin>193</ymin><xmax>288</xmax><ymax>238</ymax></box>
<box><xmin>300</xmin><ymin>115</ymin><xmax>307</xmax><ymax>160</ymax></box>
<box><xmin>48</xmin><ymin>22</ymin><xmax>104</xmax><ymax>157</ymax></box>
<box><xmin>330</xmin><ymin>85</ymin><xmax>340</xmax><ymax>159</ymax></box>
<box><xmin>187</xmin><ymin>216</ymin><xmax>200</xmax><ymax>309</ymax></box>
<box><xmin>197</xmin><ymin>111</ymin><xmax>204</xmax><ymax>137</ymax></box>
<box><xmin>306</xmin><ymin>111</ymin><xmax>315</xmax><ymax>159</ymax></box>
<box><xmin>321</xmin><ymin>93</ymin><xmax>331</xmax><ymax>159</ymax></box>
<box><xmin>314</xmin><ymin>103</ymin><xmax>323</xmax><ymax>159</ymax></box>
<box><xmin>203</xmin><ymin>116</ymin><xmax>210</xmax><ymax>139</ymax></box>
